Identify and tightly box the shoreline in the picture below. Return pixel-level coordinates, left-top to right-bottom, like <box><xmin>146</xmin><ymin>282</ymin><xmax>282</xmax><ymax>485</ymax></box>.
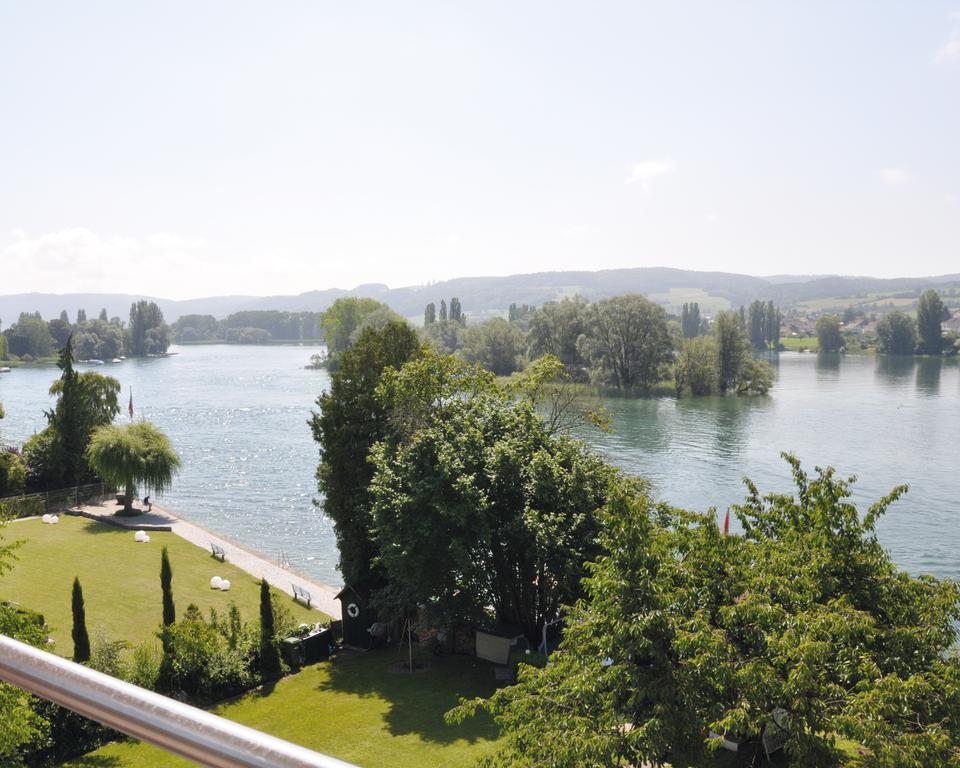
<box><xmin>70</xmin><ymin>498</ymin><xmax>341</xmax><ymax>618</ymax></box>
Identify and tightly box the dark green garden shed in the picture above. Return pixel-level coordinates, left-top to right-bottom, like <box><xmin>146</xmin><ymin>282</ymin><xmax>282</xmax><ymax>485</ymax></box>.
<box><xmin>335</xmin><ymin>583</ymin><xmax>377</xmax><ymax>649</ymax></box>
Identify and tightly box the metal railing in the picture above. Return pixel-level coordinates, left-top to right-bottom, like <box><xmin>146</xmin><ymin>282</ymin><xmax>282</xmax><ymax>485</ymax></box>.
<box><xmin>0</xmin><ymin>634</ymin><xmax>358</xmax><ymax>768</ymax></box>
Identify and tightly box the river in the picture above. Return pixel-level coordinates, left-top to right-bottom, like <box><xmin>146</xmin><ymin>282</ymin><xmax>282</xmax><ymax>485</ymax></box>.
<box><xmin>1</xmin><ymin>346</ymin><xmax>958</xmax><ymax>586</ymax></box>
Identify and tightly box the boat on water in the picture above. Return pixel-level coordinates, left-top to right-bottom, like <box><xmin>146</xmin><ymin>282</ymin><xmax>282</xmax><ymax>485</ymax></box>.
<box><xmin>78</xmin><ymin>359</ymin><xmax>105</xmax><ymax>366</ymax></box>
<box><xmin>0</xmin><ymin>366</ymin><xmax>11</xmax><ymax>373</ymax></box>
<box><xmin>111</xmin><ymin>358</ymin><xmax>122</xmax><ymax>364</ymax></box>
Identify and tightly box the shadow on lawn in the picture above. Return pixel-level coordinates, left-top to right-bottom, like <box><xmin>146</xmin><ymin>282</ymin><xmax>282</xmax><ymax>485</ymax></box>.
<box><xmin>62</xmin><ymin>755</ymin><xmax>123</xmax><ymax>767</ymax></box>
<box><xmin>315</xmin><ymin>648</ymin><xmax>501</xmax><ymax>745</ymax></box>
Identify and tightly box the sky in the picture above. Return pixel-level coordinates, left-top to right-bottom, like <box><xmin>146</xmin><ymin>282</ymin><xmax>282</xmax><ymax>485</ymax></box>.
<box><xmin>1</xmin><ymin>1</ymin><xmax>958</xmax><ymax>300</ymax></box>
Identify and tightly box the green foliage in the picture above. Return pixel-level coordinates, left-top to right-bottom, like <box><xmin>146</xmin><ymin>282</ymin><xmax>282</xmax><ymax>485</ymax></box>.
<box><xmin>171</xmin><ymin>313</ymin><xmax>223</xmax><ymax>342</ymax></box>
<box><xmin>458</xmin><ymin>317</ymin><xmax>526</xmax><ymax>375</ymax></box>
<box><xmin>453</xmin><ymin>457</ymin><xmax>960</xmax><ymax>767</ymax></box>
<box><xmin>319</xmin><ymin>297</ymin><xmax>399</xmax><ymax>366</ymax></box>
<box><xmin>85</xmin><ymin>421</ymin><xmax>181</xmax><ymax>513</ymax></box>
<box><xmin>816</xmin><ymin>315</ymin><xmax>844</xmax><ymax>352</ymax></box>
<box><xmin>371</xmin><ymin>351</ymin><xmax>616</xmax><ymax>640</ymax></box>
<box><xmin>71</xmin><ymin>576</ymin><xmax>91</xmax><ymax>662</ymax></box>
<box><xmin>0</xmin><ymin>448</ymin><xmax>27</xmax><ymax>496</ymax></box>
<box><xmin>674</xmin><ymin>335</ymin><xmax>718</xmax><ymax>395</ymax></box>
<box><xmin>159</xmin><ymin>603</ymin><xmax>261</xmax><ymax>702</ymax></box>
<box><xmin>0</xmin><ymin>331</ymin><xmax>8</xmax><ymax>360</ymax></box>
<box><xmin>876</xmin><ymin>311</ymin><xmax>918</xmax><ymax>355</ymax></box>
<box><xmin>509</xmin><ymin>355</ymin><xmax>611</xmax><ymax>435</ymax></box>
<box><xmin>680</xmin><ymin>301</ymin><xmax>701</xmax><ymax>338</ymax></box>
<box><xmin>4</xmin><ymin>312</ymin><xmax>55</xmax><ymax>358</ymax></box>
<box><xmin>71</xmin><ymin>318</ymin><xmax>124</xmax><ymax>360</ymax></box>
<box><xmin>259</xmin><ymin>578</ymin><xmax>282</xmax><ymax>680</ymax></box>
<box><xmin>526</xmin><ymin>295</ymin><xmax>589</xmax><ymax>370</ymax></box>
<box><xmin>713</xmin><ymin>309</ymin><xmax>756</xmax><ymax>393</ymax></box>
<box><xmin>127</xmin><ymin>300</ymin><xmax>170</xmax><ymax>357</ymax></box>
<box><xmin>577</xmin><ymin>294</ymin><xmax>673</xmax><ymax>392</ymax></box>
<box><xmin>916</xmin><ymin>289</ymin><xmax>947</xmax><ymax>355</ymax></box>
<box><xmin>424</xmin><ymin>302</ymin><xmax>436</xmax><ymax>326</ymax></box>
<box><xmin>0</xmin><ymin>602</ymin><xmax>47</xmax><ymax>768</ymax></box>
<box><xmin>309</xmin><ymin>320</ymin><xmax>423</xmax><ymax>585</ymax></box>
<box><xmin>161</xmin><ymin>546</ymin><xmax>176</xmax><ymax>626</ymax></box>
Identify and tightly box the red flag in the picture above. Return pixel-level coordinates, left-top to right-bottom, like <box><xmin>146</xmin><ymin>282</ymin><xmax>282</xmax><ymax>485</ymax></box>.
<box><xmin>128</xmin><ymin>388</ymin><xmax>134</xmax><ymax>419</ymax></box>
<box><xmin>723</xmin><ymin>509</ymin><xmax>730</xmax><ymax>535</ymax></box>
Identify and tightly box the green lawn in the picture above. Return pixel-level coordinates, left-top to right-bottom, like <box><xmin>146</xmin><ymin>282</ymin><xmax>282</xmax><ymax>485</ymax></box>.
<box><xmin>779</xmin><ymin>335</ymin><xmax>818</xmax><ymax>351</ymax></box>
<box><xmin>63</xmin><ymin>648</ymin><xmax>502</xmax><ymax>768</ymax></box>
<box><xmin>0</xmin><ymin>515</ymin><xmax>322</xmax><ymax>656</ymax></box>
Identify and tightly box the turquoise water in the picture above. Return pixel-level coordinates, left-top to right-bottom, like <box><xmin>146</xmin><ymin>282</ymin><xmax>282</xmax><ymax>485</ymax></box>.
<box><xmin>1</xmin><ymin>347</ymin><xmax>958</xmax><ymax>586</ymax></box>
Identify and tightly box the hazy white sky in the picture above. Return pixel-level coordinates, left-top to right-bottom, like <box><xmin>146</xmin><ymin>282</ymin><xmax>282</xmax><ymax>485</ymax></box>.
<box><xmin>1</xmin><ymin>1</ymin><xmax>958</xmax><ymax>299</ymax></box>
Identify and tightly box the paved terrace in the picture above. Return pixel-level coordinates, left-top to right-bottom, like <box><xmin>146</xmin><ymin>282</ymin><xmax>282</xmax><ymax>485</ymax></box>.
<box><xmin>73</xmin><ymin>499</ymin><xmax>340</xmax><ymax>618</ymax></box>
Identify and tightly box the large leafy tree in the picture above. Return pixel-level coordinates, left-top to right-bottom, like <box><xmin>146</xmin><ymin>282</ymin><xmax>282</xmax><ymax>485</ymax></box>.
<box><xmin>127</xmin><ymin>300</ymin><xmax>170</xmax><ymax>357</ymax></box>
<box><xmin>453</xmin><ymin>457</ymin><xmax>960</xmax><ymax>767</ymax></box>
<box><xmin>458</xmin><ymin>317</ymin><xmax>525</xmax><ymax>375</ymax></box>
<box><xmin>526</xmin><ymin>296</ymin><xmax>590</xmax><ymax>369</ymax></box>
<box><xmin>815</xmin><ymin>315</ymin><xmax>843</xmax><ymax>353</ymax></box>
<box><xmin>370</xmin><ymin>352</ymin><xmax>616</xmax><ymax>640</ymax></box>
<box><xmin>319</xmin><ymin>297</ymin><xmax>399</xmax><ymax>367</ymax></box>
<box><xmin>577</xmin><ymin>295</ymin><xmax>673</xmax><ymax>392</ymax></box>
<box><xmin>85</xmin><ymin>421</ymin><xmax>180</xmax><ymax>513</ymax></box>
<box><xmin>916</xmin><ymin>289</ymin><xmax>947</xmax><ymax>355</ymax></box>
<box><xmin>876</xmin><ymin>311</ymin><xmax>917</xmax><ymax>355</ymax></box>
<box><xmin>309</xmin><ymin>320</ymin><xmax>423</xmax><ymax>585</ymax></box>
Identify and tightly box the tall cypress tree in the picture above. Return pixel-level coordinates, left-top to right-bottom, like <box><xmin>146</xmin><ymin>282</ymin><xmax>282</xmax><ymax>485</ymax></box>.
<box><xmin>259</xmin><ymin>579</ymin><xmax>282</xmax><ymax>680</ymax></box>
<box><xmin>47</xmin><ymin>337</ymin><xmax>86</xmax><ymax>486</ymax></box>
<box><xmin>71</xmin><ymin>577</ymin><xmax>90</xmax><ymax>662</ymax></box>
<box><xmin>160</xmin><ymin>546</ymin><xmax>176</xmax><ymax>626</ymax></box>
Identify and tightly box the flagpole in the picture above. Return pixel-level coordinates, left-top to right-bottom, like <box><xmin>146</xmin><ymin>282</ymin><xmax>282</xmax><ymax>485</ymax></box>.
<box><xmin>128</xmin><ymin>387</ymin><xmax>134</xmax><ymax>421</ymax></box>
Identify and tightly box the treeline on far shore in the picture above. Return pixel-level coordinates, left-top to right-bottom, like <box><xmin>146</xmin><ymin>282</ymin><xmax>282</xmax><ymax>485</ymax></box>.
<box><xmin>0</xmin><ymin>301</ymin><xmax>171</xmax><ymax>363</ymax></box>
<box><xmin>312</xmin><ymin>294</ymin><xmax>780</xmax><ymax>398</ymax></box>
<box><xmin>171</xmin><ymin>311</ymin><xmax>324</xmax><ymax>344</ymax></box>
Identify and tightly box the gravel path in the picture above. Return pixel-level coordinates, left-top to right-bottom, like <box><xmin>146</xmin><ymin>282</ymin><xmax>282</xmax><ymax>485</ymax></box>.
<box><xmin>75</xmin><ymin>499</ymin><xmax>341</xmax><ymax>618</ymax></box>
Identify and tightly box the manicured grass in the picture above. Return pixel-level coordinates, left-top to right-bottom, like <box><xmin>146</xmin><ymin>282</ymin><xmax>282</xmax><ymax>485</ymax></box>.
<box><xmin>780</xmin><ymin>336</ymin><xmax>818</xmax><ymax>351</ymax></box>
<box><xmin>0</xmin><ymin>515</ymin><xmax>323</xmax><ymax>656</ymax></box>
<box><xmin>63</xmin><ymin>648</ymin><xmax>502</xmax><ymax>768</ymax></box>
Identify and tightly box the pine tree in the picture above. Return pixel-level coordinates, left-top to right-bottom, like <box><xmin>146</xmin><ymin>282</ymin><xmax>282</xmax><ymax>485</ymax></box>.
<box><xmin>72</xmin><ymin>577</ymin><xmax>90</xmax><ymax>662</ymax></box>
<box><xmin>424</xmin><ymin>302</ymin><xmax>436</xmax><ymax>326</ymax></box>
<box><xmin>259</xmin><ymin>579</ymin><xmax>282</xmax><ymax>680</ymax></box>
<box><xmin>161</xmin><ymin>546</ymin><xmax>176</xmax><ymax>626</ymax></box>
<box><xmin>450</xmin><ymin>297</ymin><xmax>463</xmax><ymax>324</ymax></box>
<box><xmin>439</xmin><ymin>299</ymin><xmax>448</xmax><ymax>322</ymax></box>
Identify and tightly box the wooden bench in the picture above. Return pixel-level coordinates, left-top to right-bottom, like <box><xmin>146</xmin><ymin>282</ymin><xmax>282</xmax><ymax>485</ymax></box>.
<box><xmin>210</xmin><ymin>542</ymin><xmax>226</xmax><ymax>562</ymax></box>
<box><xmin>292</xmin><ymin>584</ymin><xmax>312</xmax><ymax>608</ymax></box>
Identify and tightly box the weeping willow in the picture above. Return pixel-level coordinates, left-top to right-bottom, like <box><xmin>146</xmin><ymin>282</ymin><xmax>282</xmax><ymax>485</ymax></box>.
<box><xmin>86</xmin><ymin>421</ymin><xmax>181</xmax><ymax>514</ymax></box>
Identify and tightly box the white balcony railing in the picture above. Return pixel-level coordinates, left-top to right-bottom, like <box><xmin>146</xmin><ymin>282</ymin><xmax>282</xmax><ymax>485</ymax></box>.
<box><xmin>0</xmin><ymin>634</ymin><xmax>358</xmax><ymax>768</ymax></box>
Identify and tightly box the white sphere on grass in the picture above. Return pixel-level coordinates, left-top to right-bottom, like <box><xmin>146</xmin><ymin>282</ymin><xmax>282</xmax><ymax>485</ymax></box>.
<box><xmin>210</xmin><ymin>576</ymin><xmax>223</xmax><ymax>589</ymax></box>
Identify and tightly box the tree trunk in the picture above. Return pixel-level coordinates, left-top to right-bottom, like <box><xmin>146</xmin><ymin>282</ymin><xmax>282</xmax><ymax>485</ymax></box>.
<box><xmin>124</xmin><ymin>480</ymin><xmax>135</xmax><ymax>513</ymax></box>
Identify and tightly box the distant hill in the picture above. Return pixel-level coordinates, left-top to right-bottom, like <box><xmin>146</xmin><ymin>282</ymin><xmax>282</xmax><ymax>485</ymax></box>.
<box><xmin>2</xmin><ymin>268</ymin><xmax>959</xmax><ymax>325</ymax></box>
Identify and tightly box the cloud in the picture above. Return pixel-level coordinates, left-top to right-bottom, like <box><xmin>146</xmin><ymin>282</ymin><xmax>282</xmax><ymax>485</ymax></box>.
<box><xmin>877</xmin><ymin>167</ymin><xmax>908</xmax><ymax>186</ymax></box>
<box><xmin>938</xmin><ymin>31</ymin><xmax>960</xmax><ymax>60</ymax></box>
<box><xmin>627</xmin><ymin>157</ymin><xmax>675</xmax><ymax>185</ymax></box>
<box><xmin>0</xmin><ymin>228</ymin><xmax>212</xmax><ymax>298</ymax></box>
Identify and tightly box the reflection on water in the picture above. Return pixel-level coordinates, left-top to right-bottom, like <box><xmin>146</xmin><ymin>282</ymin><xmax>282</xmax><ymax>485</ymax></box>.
<box><xmin>2</xmin><ymin>348</ymin><xmax>959</xmax><ymax>585</ymax></box>
<box><xmin>915</xmin><ymin>358</ymin><xmax>942</xmax><ymax>396</ymax></box>
<box><xmin>875</xmin><ymin>354</ymin><xmax>915</xmax><ymax>387</ymax></box>
<box><xmin>815</xmin><ymin>352</ymin><xmax>841</xmax><ymax>381</ymax></box>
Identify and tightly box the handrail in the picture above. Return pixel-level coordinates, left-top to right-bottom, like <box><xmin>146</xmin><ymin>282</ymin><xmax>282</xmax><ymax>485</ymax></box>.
<box><xmin>0</xmin><ymin>634</ymin><xmax>358</xmax><ymax>768</ymax></box>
